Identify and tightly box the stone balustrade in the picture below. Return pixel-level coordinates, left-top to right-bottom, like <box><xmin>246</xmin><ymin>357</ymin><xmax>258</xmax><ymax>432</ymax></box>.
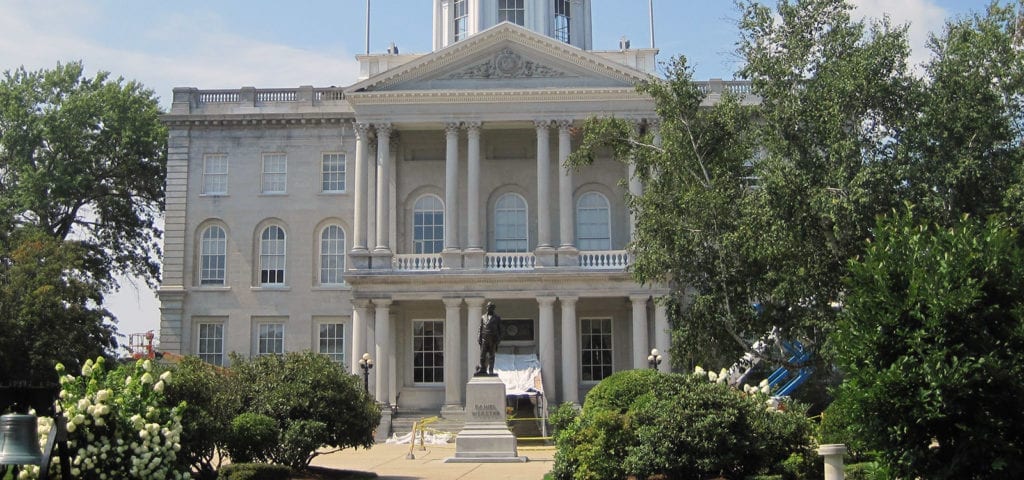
<box><xmin>579</xmin><ymin>250</ymin><xmax>630</xmax><ymax>270</ymax></box>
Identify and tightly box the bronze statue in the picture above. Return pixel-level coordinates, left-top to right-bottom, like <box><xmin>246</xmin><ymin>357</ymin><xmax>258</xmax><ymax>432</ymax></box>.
<box><xmin>475</xmin><ymin>302</ymin><xmax>502</xmax><ymax>376</ymax></box>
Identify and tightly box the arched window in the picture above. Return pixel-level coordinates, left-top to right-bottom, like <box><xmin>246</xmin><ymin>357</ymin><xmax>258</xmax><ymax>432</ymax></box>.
<box><xmin>495</xmin><ymin>193</ymin><xmax>528</xmax><ymax>252</ymax></box>
<box><xmin>576</xmin><ymin>192</ymin><xmax>611</xmax><ymax>250</ymax></box>
<box><xmin>259</xmin><ymin>225</ymin><xmax>286</xmax><ymax>285</ymax></box>
<box><xmin>413</xmin><ymin>195</ymin><xmax>444</xmax><ymax>254</ymax></box>
<box><xmin>320</xmin><ymin>225</ymin><xmax>346</xmax><ymax>285</ymax></box>
<box><xmin>199</xmin><ymin>225</ymin><xmax>226</xmax><ymax>285</ymax></box>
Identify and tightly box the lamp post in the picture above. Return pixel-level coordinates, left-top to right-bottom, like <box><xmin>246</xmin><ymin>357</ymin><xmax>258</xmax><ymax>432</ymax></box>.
<box><xmin>358</xmin><ymin>352</ymin><xmax>374</xmax><ymax>394</ymax></box>
<box><xmin>647</xmin><ymin>348</ymin><xmax>662</xmax><ymax>370</ymax></box>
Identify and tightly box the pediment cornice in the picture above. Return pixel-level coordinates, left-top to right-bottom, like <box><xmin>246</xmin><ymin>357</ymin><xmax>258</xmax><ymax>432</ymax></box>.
<box><xmin>346</xmin><ymin>23</ymin><xmax>653</xmax><ymax>93</ymax></box>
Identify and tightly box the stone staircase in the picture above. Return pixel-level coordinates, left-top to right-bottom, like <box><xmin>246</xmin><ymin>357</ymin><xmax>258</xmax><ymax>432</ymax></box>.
<box><xmin>387</xmin><ymin>409</ymin><xmax>465</xmax><ymax>441</ymax></box>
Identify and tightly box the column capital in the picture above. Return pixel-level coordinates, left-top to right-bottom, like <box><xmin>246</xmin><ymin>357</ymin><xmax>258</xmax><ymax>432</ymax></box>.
<box><xmin>441</xmin><ymin>297</ymin><xmax>464</xmax><ymax>308</ymax></box>
<box><xmin>375</xmin><ymin>122</ymin><xmax>393</xmax><ymax>137</ymax></box>
<box><xmin>372</xmin><ymin>298</ymin><xmax>393</xmax><ymax>308</ymax></box>
<box><xmin>465</xmin><ymin>297</ymin><xmax>486</xmax><ymax>308</ymax></box>
<box><xmin>558</xmin><ymin>295</ymin><xmax>579</xmax><ymax>304</ymax></box>
<box><xmin>464</xmin><ymin>121</ymin><xmax>482</xmax><ymax>132</ymax></box>
<box><xmin>556</xmin><ymin>119</ymin><xmax>573</xmax><ymax>131</ymax></box>
<box><xmin>537</xmin><ymin>296</ymin><xmax>557</xmax><ymax>306</ymax></box>
<box><xmin>351</xmin><ymin>298</ymin><xmax>373</xmax><ymax>309</ymax></box>
<box><xmin>444</xmin><ymin>121</ymin><xmax>461</xmax><ymax>134</ymax></box>
<box><xmin>629</xmin><ymin>294</ymin><xmax>651</xmax><ymax>304</ymax></box>
<box><xmin>354</xmin><ymin>121</ymin><xmax>371</xmax><ymax>139</ymax></box>
<box><xmin>534</xmin><ymin>119</ymin><xmax>552</xmax><ymax>130</ymax></box>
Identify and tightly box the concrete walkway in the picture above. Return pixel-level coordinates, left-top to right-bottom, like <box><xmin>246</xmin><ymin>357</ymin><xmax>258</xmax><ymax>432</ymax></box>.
<box><xmin>311</xmin><ymin>443</ymin><xmax>555</xmax><ymax>480</ymax></box>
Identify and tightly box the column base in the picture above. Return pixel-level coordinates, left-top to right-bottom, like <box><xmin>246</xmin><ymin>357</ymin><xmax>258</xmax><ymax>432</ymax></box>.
<box><xmin>441</xmin><ymin>249</ymin><xmax>463</xmax><ymax>270</ymax></box>
<box><xmin>441</xmin><ymin>404</ymin><xmax>466</xmax><ymax>419</ymax></box>
<box><xmin>349</xmin><ymin>249</ymin><xmax>372</xmax><ymax>270</ymax></box>
<box><xmin>557</xmin><ymin>246</ymin><xmax>579</xmax><ymax>267</ymax></box>
<box><xmin>374</xmin><ymin>405</ymin><xmax>393</xmax><ymax>443</ymax></box>
<box><xmin>463</xmin><ymin>248</ymin><xmax>485</xmax><ymax>269</ymax></box>
<box><xmin>534</xmin><ymin>246</ymin><xmax>557</xmax><ymax>267</ymax></box>
<box><xmin>371</xmin><ymin>249</ymin><xmax>393</xmax><ymax>270</ymax></box>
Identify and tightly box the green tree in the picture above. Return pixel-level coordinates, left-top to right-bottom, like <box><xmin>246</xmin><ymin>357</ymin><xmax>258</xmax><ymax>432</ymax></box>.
<box><xmin>0</xmin><ymin>61</ymin><xmax>166</xmax><ymax>383</ymax></box>
<box><xmin>829</xmin><ymin>210</ymin><xmax>1024</xmax><ymax>478</ymax></box>
<box><xmin>569</xmin><ymin>57</ymin><xmax>759</xmax><ymax>369</ymax></box>
<box><xmin>0</xmin><ymin>229</ymin><xmax>115</xmax><ymax>385</ymax></box>
<box><xmin>228</xmin><ymin>352</ymin><xmax>380</xmax><ymax>469</ymax></box>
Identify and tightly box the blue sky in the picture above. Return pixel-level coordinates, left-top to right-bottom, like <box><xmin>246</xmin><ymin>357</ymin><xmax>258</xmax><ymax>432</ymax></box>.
<box><xmin>0</xmin><ymin>0</ymin><xmax>993</xmax><ymax>343</ymax></box>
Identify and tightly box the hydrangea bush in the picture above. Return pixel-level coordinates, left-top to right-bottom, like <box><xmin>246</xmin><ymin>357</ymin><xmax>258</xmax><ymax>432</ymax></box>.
<box><xmin>19</xmin><ymin>357</ymin><xmax>190</xmax><ymax>480</ymax></box>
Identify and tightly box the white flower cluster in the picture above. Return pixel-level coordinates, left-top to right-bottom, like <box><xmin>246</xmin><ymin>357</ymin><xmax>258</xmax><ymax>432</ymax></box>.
<box><xmin>742</xmin><ymin>379</ymin><xmax>772</xmax><ymax>396</ymax></box>
<box><xmin>18</xmin><ymin>357</ymin><xmax>190</xmax><ymax>480</ymax></box>
<box><xmin>692</xmin><ymin>365</ymin><xmax>730</xmax><ymax>384</ymax></box>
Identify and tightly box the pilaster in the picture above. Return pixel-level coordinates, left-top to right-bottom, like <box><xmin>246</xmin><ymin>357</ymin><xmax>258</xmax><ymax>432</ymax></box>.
<box><xmin>630</xmin><ymin>294</ymin><xmax>650</xmax><ymax>370</ymax></box>
<box><xmin>559</xmin><ymin>296</ymin><xmax>579</xmax><ymax>404</ymax></box>
<box><xmin>442</xmin><ymin>297</ymin><xmax>464</xmax><ymax>410</ymax></box>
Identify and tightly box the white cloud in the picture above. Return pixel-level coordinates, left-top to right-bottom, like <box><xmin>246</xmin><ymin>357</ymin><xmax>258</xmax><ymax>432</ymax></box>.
<box><xmin>850</xmin><ymin>0</ymin><xmax>948</xmax><ymax>70</ymax></box>
<box><xmin>0</xmin><ymin>3</ymin><xmax>360</xmax><ymax>108</ymax></box>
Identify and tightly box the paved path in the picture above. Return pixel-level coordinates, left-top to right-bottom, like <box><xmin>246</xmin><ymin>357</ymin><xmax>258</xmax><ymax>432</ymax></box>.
<box><xmin>311</xmin><ymin>443</ymin><xmax>555</xmax><ymax>480</ymax></box>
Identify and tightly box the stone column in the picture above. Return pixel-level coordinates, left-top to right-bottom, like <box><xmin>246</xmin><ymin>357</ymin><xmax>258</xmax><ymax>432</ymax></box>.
<box><xmin>556</xmin><ymin>120</ymin><xmax>578</xmax><ymax>266</ymax></box>
<box><xmin>654</xmin><ymin>300</ymin><xmax>670</xmax><ymax>372</ymax></box>
<box><xmin>630</xmin><ymin>295</ymin><xmax>650</xmax><ymax>370</ymax></box>
<box><xmin>374</xmin><ymin>123</ymin><xmax>393</xmax><ymax>256</ymax></box>
<box><xmin>465</xmin><ymin>297</ymin><xmax>485</xmax><ymax>379</ymax></box>
<box><xmin>444</xmin><ymin>122</ymin><xmax>461</xmax><ymax>252</ymax></box>
<box><xmin>352</xmin><ymin>122</ymin><xmax>370</xmax><ymax>253</ymax></box>
<box><xmin>560</xmin><ymin>296</ymin><xmax>579</xmax><ymax>404</ymax></box>
<box><xmin>443</xmin><ymin>298</ymin><xmax>464</xmax><ymax>409</ymax></box>
<box><xmin>465</xmin><ymin>122</ymin><xmax>484</xmax><ymax>268</ymax></box>
<box><xmin>351</xmin><ymin>299</ymin><xmax>371</xmax><ymax>376</ymax></box>
<box><xmin>535</xmin><ymin>120</ymin><xmax>555</xmax><ymax>266</ymax></box>
<box><xmin>627</xmin><ymin>120</ymin><xmax>643</xmax><ymax>241</ymax></box>
<box><xmin>373</xmin><ymin>298</ymin><xmax>393</xmax><ymax>404</ymax></box>
<box><xmin>537</xmin><ymin>296</ymin><xmax>557</xmax><ymax>404</ymax></box>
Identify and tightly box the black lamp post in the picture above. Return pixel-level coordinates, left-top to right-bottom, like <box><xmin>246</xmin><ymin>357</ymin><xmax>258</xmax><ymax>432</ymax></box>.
<box><xmin>358</xmin><ymin>352</ymin><xmax>374</xmax><ymax>394</ymax></box>
<box><xmin>647</xmin><ymin>348</ymin><xmax>663</xmax><ymax>370</ymax></box>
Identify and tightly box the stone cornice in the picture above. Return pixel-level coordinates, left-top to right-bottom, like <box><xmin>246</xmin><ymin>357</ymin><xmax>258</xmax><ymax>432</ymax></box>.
<box><xmin>161</xmin><ymin>114</ymin><xmax>352</xmax><ymax>128</ymax></box>
<box><xmin>346</xmin><ymin>23</ymin><xmax>653</xmax><ymax>93</ymax></box>
<box><xmin>346</xmin><ymin>87</ymin><xmax>652</xmax><ymax>106</ymax></box>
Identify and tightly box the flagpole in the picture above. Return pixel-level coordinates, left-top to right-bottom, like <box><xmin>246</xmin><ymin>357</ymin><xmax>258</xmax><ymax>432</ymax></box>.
<box><xmin>649</xmin><ymin>0</ymin><xmax>655</xmax><ymax>49</ymax></box>
<box><xmin>365</xmin><ymin>0</ymin><xmax>371</xmax><ymax>55</ymax></box>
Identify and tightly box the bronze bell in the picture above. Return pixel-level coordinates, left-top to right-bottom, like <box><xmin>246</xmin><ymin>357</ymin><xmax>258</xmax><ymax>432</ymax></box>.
<box><xmin>0</xmin><ymin>414</ymin><xmax>43</xmax><ymax>465</ymax></box>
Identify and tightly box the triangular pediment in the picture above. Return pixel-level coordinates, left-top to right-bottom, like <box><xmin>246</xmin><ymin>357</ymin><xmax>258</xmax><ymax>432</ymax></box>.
<box><xmin>346</xmin><ymin>23</ymin><xmax>652</xmax><ymax>93</ymax></box>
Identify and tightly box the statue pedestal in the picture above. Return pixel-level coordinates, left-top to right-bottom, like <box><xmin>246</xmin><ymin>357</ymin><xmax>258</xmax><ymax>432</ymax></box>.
<box><xmin>444</xmin><ymin>376</ymin><xmax>527</xmax><ymax>463</ymax></box>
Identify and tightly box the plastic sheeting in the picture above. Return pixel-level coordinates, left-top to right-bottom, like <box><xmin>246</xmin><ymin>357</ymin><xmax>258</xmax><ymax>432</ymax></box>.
<box><xmin>493</xmin><ymin>353</ymin><xmax>544</xmax><ymax>396</ymax></box>
<box><xmin>384</xmin><ymin>430</ymin><xmax>455</xmax><ymax>445</ymax></box>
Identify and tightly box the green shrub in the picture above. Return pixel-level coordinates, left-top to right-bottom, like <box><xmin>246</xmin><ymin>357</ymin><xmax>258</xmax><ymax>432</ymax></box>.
<box><xmin>551</xmin><ymin>369</ymin><xmax>815</xmax><ymax>480</ymax></box>
<box><xmin>229</xmin><ymin>351</ymin><xmax>380</xmax><ymax>467</ymax></box>
<box><xmin>218</xmin><ymin>463</ymin><xmax>291</xmax><ymax>480</ymax></box>
<box><xmin>273</xmin><ymin>420</ymin><xmax>329</xmax><ymax>469</ymax></box>
<box><xmin>225</xmin><ymin>413</ymin><xmax>279</xmax><ymax>464</ymax></box>
<box><xmin>161</xmin><ymin>356</ymin><xmax>240</xmax><ymax>479</ymax></box>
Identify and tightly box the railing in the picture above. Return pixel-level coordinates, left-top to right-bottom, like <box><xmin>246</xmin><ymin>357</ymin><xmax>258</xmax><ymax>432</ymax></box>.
<box><xmin>694</xmin><ymin>80</ymin><xmax>755</xmax><ymax>97</ymax></box>
<box><xmin>579</xmin><ymin>250</ymin><xmax>630</xmax><ymax>270</ymax></box>
<box><xmin>485</xmin><ymin>252</ymin><xmax>536</xmax><ymax>271</ymax></box>
<box><xmin>197</xmin><ymin>91</ymin><xmax>239</xmax><ymax>103</ymax></box>
<box><xmin>393</xmin><ymin>254</ymin><xmax>443</xmax><ymax>271</ymax></box>
<box><xmin>256</xmin><ymin>89</ymin><xmax>296</xmax><ymax>102</ymax></box>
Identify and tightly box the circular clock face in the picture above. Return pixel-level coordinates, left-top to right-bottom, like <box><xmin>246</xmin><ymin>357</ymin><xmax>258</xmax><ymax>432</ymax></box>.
<box><xmin>506</xmin><ymin>324</ymin><xmax>519</xmax><ymax>337</ymax></box>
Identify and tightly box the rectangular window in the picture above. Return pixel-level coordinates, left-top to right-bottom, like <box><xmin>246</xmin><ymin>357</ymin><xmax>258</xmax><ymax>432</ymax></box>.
<box><xmin>321</xmin><ymin>153</ymin><xmax>346</xmax><ymax>192</ymax></box>
<box><xmin>318</xmin><ymin>323</ymin><xmax>345</xmax><ymax>364</ymax></box>
<box><xmin>412</xmin><ymin>320</ymin><xmax>444</xmax><ymax>384</ymax></box>
<box><xmin>262</xmin><ymin>153</ymin><xmax>287</xmax><ymax>194</ymax></box>
<box><xmin>580</xmin><ymin>318</ymin><xmax>613</xmax><ymax>382</ymax></box>
<box><xmin>453</xmin><ymin>0</ymin><xmax>468</xmax><ymax>42</ymax></box>
<box><xmin>197</xmin><ymin>323</ymin><xmax>224</xmax><ymax>366</ymax></box>
<box><xmin>257</xmin><ymin>323</ymin><xmax>285</xmax><ymax>356</ymax></box>
<box><xmin>202</xmin><ymin>154</ymin><xmax>228</xmax><ymax>195</ymax></box>
<box><xmin>554</xmin><ymin>0</ymin><xmax>571</xmax><ymax>43</ymax></box>
<box><xmin>498</xmin><ymin>0</ymin><xmax>524</xmax><ymax>25</ymax></box>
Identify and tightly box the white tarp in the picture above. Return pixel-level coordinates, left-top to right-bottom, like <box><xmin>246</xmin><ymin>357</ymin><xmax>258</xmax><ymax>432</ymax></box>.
<box><xmin>384</xmin><ymin>431</ymin><xmax>455</xmax><ymax>445</ymax></box>
<box><xmin>493</xmin><ymin>352</ymin><xmax>544</xmax><ymax>396</ymax></box>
